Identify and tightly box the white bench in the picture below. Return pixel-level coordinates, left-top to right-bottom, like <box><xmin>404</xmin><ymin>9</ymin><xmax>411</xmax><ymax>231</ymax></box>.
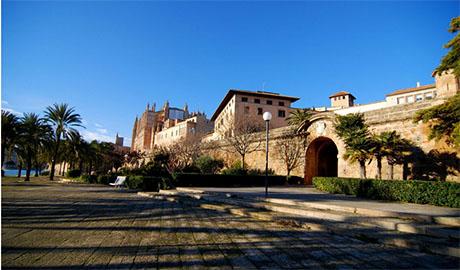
<box><xmin>109</xmin><ymin>176</ymin><xmax>127</xmax><ymax>188</ymax></box>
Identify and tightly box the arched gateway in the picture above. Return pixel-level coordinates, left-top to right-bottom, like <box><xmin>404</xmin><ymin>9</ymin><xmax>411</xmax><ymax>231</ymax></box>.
<box><xmin>304</xmin><ymin>136</ymin><xmax>338</xmax><ymax>185</ymax></box>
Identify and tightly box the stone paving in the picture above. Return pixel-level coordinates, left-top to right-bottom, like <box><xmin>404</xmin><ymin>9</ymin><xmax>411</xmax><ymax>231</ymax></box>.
<box><xmin>2</xmin><ymin>178</ymin><xmax>459</xmax><ymax>269</ymax></box>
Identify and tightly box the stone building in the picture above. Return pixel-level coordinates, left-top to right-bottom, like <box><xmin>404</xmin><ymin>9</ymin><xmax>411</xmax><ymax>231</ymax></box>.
<box><xmin>131</xmin><ymin>101</ymin><xmax>212</xmax><ymax>152</ymax></box>
<box><xmin>113</xmin><ymin>133</ymin><xmax>130</xmax><ymax>154</ymax></box>
<box><xmin>154</xmin><ymin>113</ymin><xmax>214</xmax><ymax>147</ymax></box>
<box><xmin>205</xmin><ymin>71</ymin><xmax>459</xmax><ymax>183</ymax></box>
<box><xmin>210</xmin><ymin>89</ymin><xmax>299</xmax><ymax>139</ymax></box>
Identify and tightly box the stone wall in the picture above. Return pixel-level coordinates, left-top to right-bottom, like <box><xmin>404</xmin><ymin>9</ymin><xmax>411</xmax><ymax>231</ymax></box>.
<box><xmin>204</xmin><ymin>98</ymin><xmax>460</xmax><ymax>183</ymax></box>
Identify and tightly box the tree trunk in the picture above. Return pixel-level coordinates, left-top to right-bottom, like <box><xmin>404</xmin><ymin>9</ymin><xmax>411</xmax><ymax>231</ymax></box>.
<box><xmin>17</xmin><ymin>162</ymin><xmax>23</xmax><ymax>178</ymax></box>
<box><xmin>388</xmin><ymin>160</ymin><xmax>394</xmax><ymax>180</ymax></box>
<box><xmin>359</xmin><ymin>160</ymin><xmax>366</xmax><ymax>179</ymax></box>
<box><xmin>79</xmin><ymin>160</ymin><xmax>83</xmax><ymax>172</ymax></box>
<box><xmin>25</xmin><ymin>151</ymin><xmax>32</xmax><ymax>182</ymax></box>
<box><xmin>50</xmin><ymin>136</ymin><xmax>60</xmax><ymax>181</ymax></box>
<box><xmin>377</xmin><ymin>157</ymin><xmax>382</xmax><ymax>180</ymax></box>
<box><xmin>1</xmin><ymin>145</ymin><xmax>5</xmax><ymax>171</ymax></box>
<box><xmin>241</xmin><ymin>154</ymin><xmax>245</xmax><ymax>170</ymax></box>
<box><xmin>88</xmin><ymin>161</ymin><xmax>93</xmax><ymax>175</ymax></box>
<box><xmin>34</xmin><ymin>158</ymin><xmax>39</xmax><ymax>177</ymax></box>
<box><xmin>403</xmin><ymin>161</ymin><xmax>409</xmax><ymax>180</ymax></box>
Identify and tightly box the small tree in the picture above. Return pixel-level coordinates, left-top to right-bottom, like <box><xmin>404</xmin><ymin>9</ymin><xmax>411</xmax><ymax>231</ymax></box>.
<box><xmin>1</xmin><ymin>111</ymin><xmax>19</xmax><ymax>174</ymax></box>
<box><xmin>334</xmin><ymin>113</ymin><xmax>373</xmax><ymax>179</ymax></box>
<box><xmin>44</xmin><ymin>103</ymin><xmax>83</xmax><ymax>180</ymax></box>
<box><xmin>414</xmin><ymin>93</ymin><xmax>460</xmax><ymax>147</ymax></box>
<box><xmin>195</xmin><ymin>155</ymin><xmax>224</xmax><ymax>174</ymax></box>
<box><xmin>275</xmin><ymin>129</ymin><xmax>304</xmax><ymax>177</ymax></box>
<box><xmin>222</xmin><ymin>117</ymin><xmax>263</xmax><ymax>170</ymax></box>
<box><xmin>287</xmin><ymin>108</ymin><xmax>314</xmax><ymax>147</ymax></box>
<box><xmin>435</xmin><ymin>16</ymin><xmax>460</xmax><ymax>77</ymax></box>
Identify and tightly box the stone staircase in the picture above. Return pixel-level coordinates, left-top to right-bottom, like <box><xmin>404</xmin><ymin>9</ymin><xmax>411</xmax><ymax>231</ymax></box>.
<box><xmin>138</xmin><ymin>189</ymin><xmax>460</xmax><ymax>258</ymax></box>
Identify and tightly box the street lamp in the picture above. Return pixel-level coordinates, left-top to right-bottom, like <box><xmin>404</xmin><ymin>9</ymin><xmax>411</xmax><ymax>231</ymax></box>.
<box><xmin>262</xmin><ymin>111</ymin><xmax>272</xmax><ymax>198</ymax></box>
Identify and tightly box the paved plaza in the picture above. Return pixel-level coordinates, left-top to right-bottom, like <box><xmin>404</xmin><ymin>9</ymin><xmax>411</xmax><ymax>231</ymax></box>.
<box><xmin>2</xmin><ymin>179</ymin><xmax>459</xmax><ymax>269</ymax></box>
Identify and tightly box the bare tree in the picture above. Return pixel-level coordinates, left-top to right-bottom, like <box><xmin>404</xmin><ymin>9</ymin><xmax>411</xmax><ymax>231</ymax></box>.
<box><xmin>153</xmin><ymin>136</ymin><xmax>202</xmax><ymax>173</ymax></box>
<box><xmin>275</xmin><ymin>129</ymin><xmax>304</xmax><ymax>176</ymax></box>
<box><xmin>221</xmin><ymin>116</ymin><xmax>264</xmax><ymax>170</ymax></box>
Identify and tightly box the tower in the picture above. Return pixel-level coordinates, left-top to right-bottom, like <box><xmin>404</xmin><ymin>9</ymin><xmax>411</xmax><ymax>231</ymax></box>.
<box><xmin>131</xmin><ymin>116</ymin><xmax>138</xmax><ymax>150</ymax></box>
<box><xmin>163</xmin><ymin>100</ymin><xmax>170</xmax><ymax>120</ymax></box>
<box><xmin>184</xmin><ymin>103</ymin><xmax>189</xmax><ymax>118</ymax></box>
<box><xmin>329</xmin><ymin>91</ymin><xmax>355</xmax><ymax>108</ymax></box>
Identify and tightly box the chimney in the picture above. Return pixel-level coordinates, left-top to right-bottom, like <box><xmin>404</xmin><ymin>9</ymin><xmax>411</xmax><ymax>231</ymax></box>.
<box><xmin>416</xmin><ymin>82</ymin><xmax>420</xmax><ymax>87</ymax></box>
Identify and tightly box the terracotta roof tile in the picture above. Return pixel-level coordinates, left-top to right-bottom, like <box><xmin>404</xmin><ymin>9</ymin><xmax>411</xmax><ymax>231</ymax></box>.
<box><xmin>386</xmin><ymin>84</ymin><xmax>436</xmax><ymax>97</ymax></box>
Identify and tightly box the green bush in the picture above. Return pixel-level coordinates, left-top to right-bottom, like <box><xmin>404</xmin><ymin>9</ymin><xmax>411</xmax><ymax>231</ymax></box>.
<box><xmin>97</xmin><ymin>174</ymin><xmax>117</xmax><ymax>185</ymax></box>
<box><xmin>80</xmin><ymin>174</ymin><xmax>97</xmax><ymax>183</ymax></box>
<box><xmin>286</xmin><ymin>175</ymin><xmax>304</xmax><ymax>185</ymax></box>
<box><xmin>125</xmin><ymin>175</ymin><xmax>167</xmax><ymax>191</ymax></box>
<box><xmin>173</xmin><ymin>173</ymin><xmax>289</xmax><ymax>187</ymax></box>
<box><xmin>126</xmin><ymin>175</ymin><xmax>144</xmax><ymax>189</ymax></box>
<box><xmin>40</xmin><ymin>171</ymin><xmax>49</xmax><ymax>176</ymax></box>
<box><xmin>66</xmin><ymin>169</ymin><xmax>81</xmax><ymax>178</ymax></box>
<box><xmin>195</xmin><ymin>155</ymin><xmax>224</xmax><ymax>174</ymax></box>
<box><xmin>313</xmin><ymin>177</ymin><xmax>460</xmax><ymax>208</ymax></box>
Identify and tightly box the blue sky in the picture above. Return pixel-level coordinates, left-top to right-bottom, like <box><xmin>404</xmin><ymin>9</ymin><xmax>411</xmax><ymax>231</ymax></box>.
<box><xmin>2</xmin><ymin>1</ymin><xmax>458</xmax><ymax>146</ymax></box>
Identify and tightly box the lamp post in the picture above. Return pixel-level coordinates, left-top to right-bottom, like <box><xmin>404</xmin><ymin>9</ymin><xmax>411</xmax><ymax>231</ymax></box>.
<box><xmin>262</xmin><ymin>111</ymin><xmax>272</xmax><ymax>198</ymax></box>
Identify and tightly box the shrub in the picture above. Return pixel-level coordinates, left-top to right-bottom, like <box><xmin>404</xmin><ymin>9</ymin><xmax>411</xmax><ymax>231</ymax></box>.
<box><xmin>195</xmin><ymin>155</ymin><xmax>224</xmax><ymax>174</ymax></box>
<box><xmin>66</xmin><ymin>169</ymin><xmax>81</xmax><ymax>178</ymax></box>
<box><xmin>126</xmin><ymin>175</ymin><xmax>144</xmax><ymax>189</ymax></box>
<box><xmin>286</xmin><ymin>175</ymin><xmax>304</xmax><ymax>185</ymax></box>
<box><xmin>173</xmin><ymin>173</ymin><xmax>288</xmax><ymax>187</ymax></box>
<box><xmin>125</xmin><ymin>175</ymin><xmax>168</xmax><ymax>191</ymax></box>
<box><xmin>221</xmin><ymin>161</ymin><xmax>247</xmax><ymax>175</ymax></box>
<box><xmin>80</xmin><ymin>174</ymin><xmax>97</xmax><ymax>183</ymax></box>
<box><xmin>40</xmin><ymin>171</ymin><xmax>49</xmax><ymax>176</ymax></box>
<box><xmin>313</xmin><ymin>177</ymin><xmax>460</xmax><ymax>208</ymax></box>
<box><xmin>97</xmin><ymin>174</ymin><xmax>116</xmax><ymax>185</ymax></box>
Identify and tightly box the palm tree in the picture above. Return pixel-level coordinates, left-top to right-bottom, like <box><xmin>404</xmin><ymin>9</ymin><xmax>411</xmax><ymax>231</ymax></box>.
<box><xmin>287</xmin><ymin>108</ymin><xmax>314</xmax><ymax>147</ymax></box>
<box><xmin>370</xmin><ymin>134</ymin><xmax>385</xmax><ymax>179</ymax></box>
<box><xmin>44</xmin><ymin>103</ymin><xmax>83</xmax><ymax>180</ymax></box>
<box><xmin>334</xmin><ymin>113</ymin><xmax>373</xmax><ymax>179</ymax></box>
<box><xmin>343</xmin><ymin>135</ymin><xmax>373</xmax><ymax>179</ymax></box>
<box><xmin>1</xmin><ymin>111</ymin><xmax>19</xmax><ymax>174</ymax></box>
<box><xmin>17</xmin><ymin>113</ymin><xmax>51</xmax><ymax>181</ymax></box>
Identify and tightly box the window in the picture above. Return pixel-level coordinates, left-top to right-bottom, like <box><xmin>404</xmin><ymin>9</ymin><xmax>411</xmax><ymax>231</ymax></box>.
<box><xmin>278</xmin><ymin>110</ymin><xmax>286</xmax><ymax>118</ymax></box>
<box><xmin>425</xmin><ymin>93</ymin><xmax>433</xmax><ymax>100</ymax></box>
<box><xmin>397</xmin><ymin>97</ymin><xmax>405</xmax><ymax>104</ymax></box>
<box><xmin>407</xmin><ymin>96</ymin><xmax>415</xmax><ymax>103</ymax></box>
<box><xmin>254</xmin><ymin>98</ymin><xmax>260</xmax><ymax>104</ymax></box>
<box><xmin>415</xmin><ymin>94</ymin><xmax>423</xmax><ymax>102</ymax></box>
<box><xmin>278</xmin><ymin>101</ymin><xmax>285</xmax><ymax>106</ymax></box>
<box><xmin>267</xmin><ymin>100</ymin><xmax>273</xmax><ymax>105</ymax></box>
<box><xmin>242</xmin><ymin>97</ymin><xmax>248</xmax><ymax>102</ymax></box>
<box><xmin>244</xmin><ymin>106</ymin><xmax>250</xmax><ymax>114</ymax></box>
<box><xmin>257</xmin><ymin>108</ymin><xmax>263</xmax><ymax>115</ymax></box>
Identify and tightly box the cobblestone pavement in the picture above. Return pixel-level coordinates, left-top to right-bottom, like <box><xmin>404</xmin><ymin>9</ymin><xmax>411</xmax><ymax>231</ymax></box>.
<box><xmin>2</xmin><ymin>179</ymin><xmax>459</xmax><ymax>269</ymax></box>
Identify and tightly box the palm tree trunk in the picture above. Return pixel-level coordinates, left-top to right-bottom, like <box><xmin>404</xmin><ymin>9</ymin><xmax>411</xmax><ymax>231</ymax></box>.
<box><xmin>377</xmin><ymin>157</ymin><xmax>382</xmax><ymax>180</ymax></box>
<box><xmin>388</xmin><ymin>160</ymin><xmax>394</xmax><ymax>180</ymax></box>
<box><xmin>34</xmin><ymin>158</ymin><xmax>39</xmax><ymax>177</ymax></box>
<box><xmin>50</xmin><ymin>136</ymin><xmax>60</xmax><ymax>181</ymax></box>
<box><xmin>25</xmin><ymin>150</ymin><xmax>32</xmax><ymax>181</ymax></box>
<box><xmin>359</xmin><ymin>160</ymin><xmax>366</xmax><ymax>179</ymax></box>
<box><xmin>1</xmin><ymin>145</ymin><xmax>5</xmax><ymax>171</ymax></box>
<box><xmin>17</xmin><ymin>162</ymin><xmax>23</xmax><ymax>178</ymax></box>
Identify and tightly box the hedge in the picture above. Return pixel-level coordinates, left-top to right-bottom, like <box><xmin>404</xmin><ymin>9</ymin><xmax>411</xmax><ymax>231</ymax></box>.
<box><xmin>313</xmin><ymin>177</ymin><xmax>460</xmax><ymax>208</ymax></box>
<box><xmin>66</xmin><ymin>169</ymin><xmax>81</xmax><ymax>178</ymax></box>
<box><xmin>173</xmin><ymin>173</ymin><xmax>302</xmax><ymax>187</ymax></box>
<box><xmin>125</xmin><ymin>176</ymin><xmax>171</xmax><ymax>191</ymax></box>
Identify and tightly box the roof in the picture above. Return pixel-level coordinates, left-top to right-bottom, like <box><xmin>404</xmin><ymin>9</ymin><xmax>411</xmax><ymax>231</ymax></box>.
<box><xmin>386</xmin><ymin>84</ymin><xmax>436</xmax><ymax>97</ymax></box>
<box><xmin>210</xmin><ymin>89</ymin><xmax>300</xmax><ymax>121</ymax></box>
<box><xmin>329</xmin><ymin>91</ymin><xmax>356</xmax><ymax>99</ymax></box>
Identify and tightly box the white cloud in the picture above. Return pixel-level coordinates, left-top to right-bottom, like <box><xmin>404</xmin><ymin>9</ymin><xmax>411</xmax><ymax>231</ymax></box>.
<box><xmin>81</xmin><ymin>130</ymin><xmax>113</xmax><ymax>143</ymax></box>
<box><xmin>2</xmin><ymin>107</ymin><xmax>22</xmax><ymax>116</ymax></box>
<box><xmin>124</xmin><ymin>137</ymin><xmax>132</xmax><ymax>147</ymax></box>
<box><xmin>96</xmin><ymin>128</ymin><xmax>108</xmax><ymax>134</ymax></box>
<box><xmin>2</xmin><ymin>100</ymin><xmax>9</xmax><ymax>105</ymax></box>
<box><xmin>94</xmin><ymin>123</ymin><xmax>103</xmax><ymax>128</ymax></box>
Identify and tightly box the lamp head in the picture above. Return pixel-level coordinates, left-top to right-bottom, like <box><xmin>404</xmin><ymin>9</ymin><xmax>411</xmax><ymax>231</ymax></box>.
<box><xmin>263</xmin><ymin>111</ymin><xmax>272</xmax><ymax>121</ymax></box>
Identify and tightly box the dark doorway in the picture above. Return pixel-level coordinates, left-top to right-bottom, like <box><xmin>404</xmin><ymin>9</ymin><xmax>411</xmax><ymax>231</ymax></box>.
<box><xmin>304</xmin><ymin>137</ymin><xmax>338</xmax><ymax>184</ymax></box>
